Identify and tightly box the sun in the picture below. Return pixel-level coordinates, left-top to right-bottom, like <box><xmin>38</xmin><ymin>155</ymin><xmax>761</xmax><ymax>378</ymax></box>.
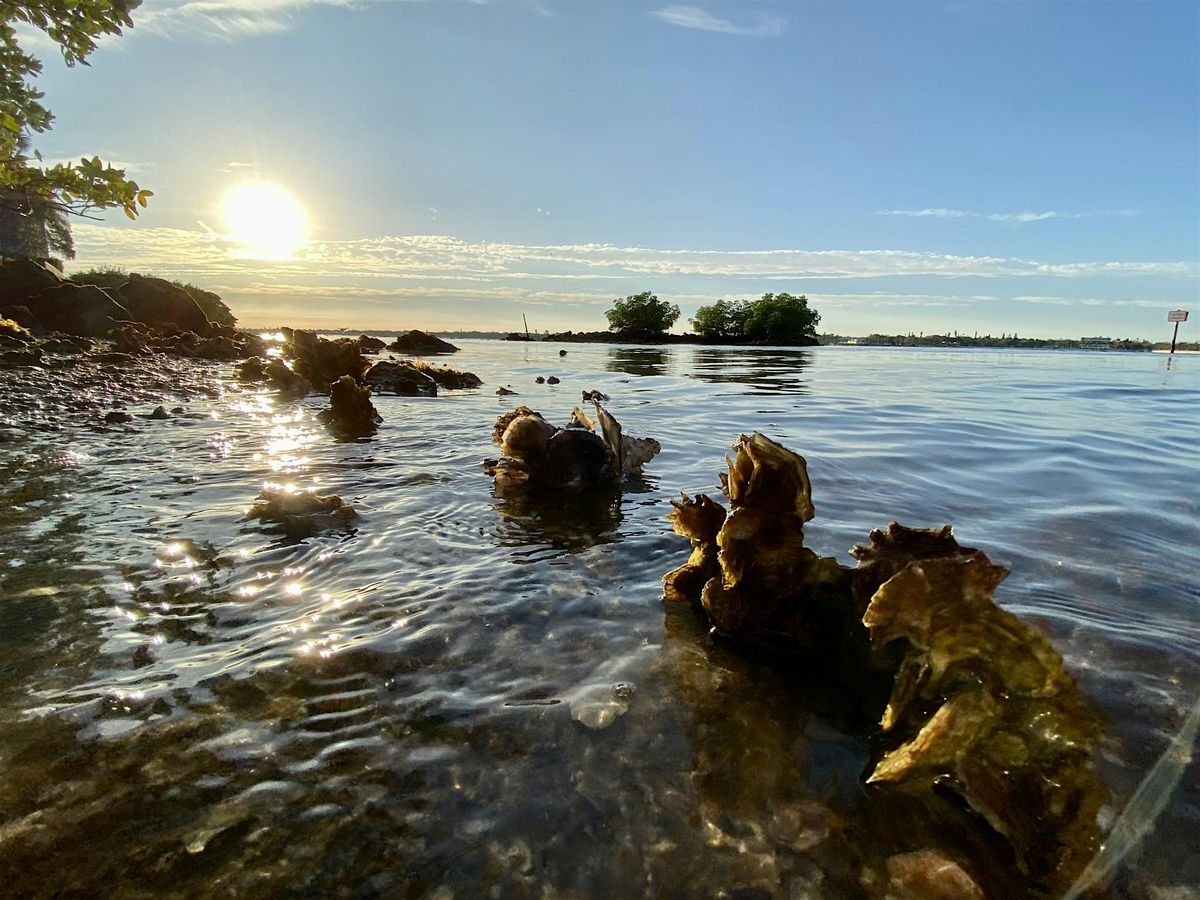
<box><xmin>221</xmin><ymin>183</ymin><xmax>307</xmax><ymax>260</ymax></box>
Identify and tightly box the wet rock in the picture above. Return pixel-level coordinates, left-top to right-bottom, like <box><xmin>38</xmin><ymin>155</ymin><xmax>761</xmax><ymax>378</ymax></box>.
<box><xmin>104</xmin><ymin>411</ymin><xmax>133</xmax><ymax>424</ymax></box>
<box><xmin>142</xmin><ymin>406</ymin><xmax>170</xmax><ymax>420</ymax></box>
<box><xmin>535</xmin><ymin>376</ymin><xmax>545</xmax><ymax>384</ymax></box>
<box><xmin>235</xmin><ymin>356</ymin><xmax>269</xmax><ymax>382</ymax></box>
<box><xmin>318</xmin><ymin>375</ymin><xmax>381</xmax><ymax>435</ymax></box>
<box><xmin>364</xmin><ymin>360</ymin><xmax>437</xmax><ymax>396</ymax></box>
<box><xmin>496</xmin><ymin>386</ymin><xmax>517</xmax><ymax>395</ymax></box>
<box><xmin>132</xmin><ymin>645</ymin><xmax>155</xmax><ymax>668</ymax></box>
<box><xmin>93</xmin><ymin>351</ymin><xmax>137</xmax><ymax>366</ymax></box>
<box><xmin>547</xmin><ymin>376</ymin><xmax>560</xmax><ymax>384</ymax></box>
<box><xmin>264</xmin><ymin>360</ymin><xmax>312</xmax><ymax>400</ymax></box>
<box><xmin>190</xmin><ymin>335</ymin><xmax>244</xmax><ymax>361</ymax></box>
<box><xmin>110</xmin><ymin>324</ymin><xmax>150</xmax><ymax>355</ymax></box>
<box><xmin>386</xmin><ymin>330</ymin><xmax>458</xmax><ymax>354</ymax></box>
<box><xmin>581</xmin><ymin>389</ymin><xmax>609</xmax><ymax>402</ymax></box>
<box><xmin>0</xmin><ymin>347</ymin><xmax>44</xmax><ymax>367</ymax></box>
<box><xmin>247</xmin><ymin>488</ymin><xmax>357</xmax><ymax>539</ymax></box>
<box><xmin>116</xmin><ymin>275</ymin><xmax>215</xmax><ymax>336</ymax></box>
<box><xmin>559</xmin><ymin>349</ymin><xmax>567</xmax><ymax>356</ymax></box>
<box><xmin>39</xmin><ymin>334</ymin><xmax>89</xmax><ymax>355</ymax></box>
<box><xmin>487</xmin><ymin>402</ymin><xmax>660</xmax><ymax>493</ymax></box>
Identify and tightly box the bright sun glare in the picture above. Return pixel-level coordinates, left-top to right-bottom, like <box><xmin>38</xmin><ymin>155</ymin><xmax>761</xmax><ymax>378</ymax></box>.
<box><xmin>221</xmin><ymin>183</ymin><xmax>307</xmax><ymax>260</ymax></box>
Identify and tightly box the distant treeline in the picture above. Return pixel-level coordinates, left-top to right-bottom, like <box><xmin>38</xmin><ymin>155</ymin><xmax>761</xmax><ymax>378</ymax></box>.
<box><xmin>815</xmin><ymin>333</ymin><xmax>1191</xmax><ymax>352</ymax></box>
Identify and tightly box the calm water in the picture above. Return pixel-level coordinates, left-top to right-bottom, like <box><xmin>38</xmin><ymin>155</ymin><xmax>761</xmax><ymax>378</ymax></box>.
<box><xmin>0</xmin><ymin>342</ymin><xmax>1196</xmax><ymax>898</ymax></box>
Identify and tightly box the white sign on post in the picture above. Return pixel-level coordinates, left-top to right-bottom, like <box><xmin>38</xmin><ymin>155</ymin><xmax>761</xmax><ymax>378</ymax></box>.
<box><xmin>1167</xmin><ymin>310</ymin><xmax>1189</xmax><ymax>323</ymax></box>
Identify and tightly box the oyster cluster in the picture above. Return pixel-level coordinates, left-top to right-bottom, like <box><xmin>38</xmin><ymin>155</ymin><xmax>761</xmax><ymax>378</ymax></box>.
<box><xmin>487</xmin><ymin>402</ymin><xmax>660</xmax><ymax>493</ymax></box>
<box><xmin>663</xmin><ymin>432</ymin><xmax>1107</xmax><ymax>891</ymax></box>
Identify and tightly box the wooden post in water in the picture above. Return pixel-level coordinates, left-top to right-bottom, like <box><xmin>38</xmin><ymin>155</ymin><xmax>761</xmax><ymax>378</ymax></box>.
<box><xmin>1167</xmin><ymin>309</ymin><xmax>1189</xmax><ymax>354</ymax></box>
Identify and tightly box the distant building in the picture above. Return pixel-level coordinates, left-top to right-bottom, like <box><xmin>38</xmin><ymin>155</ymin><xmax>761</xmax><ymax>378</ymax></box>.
<box><xmin>1080</xmin><ymin>336</ymin><xmax>1112</xmax><ymax>350</ymax></box>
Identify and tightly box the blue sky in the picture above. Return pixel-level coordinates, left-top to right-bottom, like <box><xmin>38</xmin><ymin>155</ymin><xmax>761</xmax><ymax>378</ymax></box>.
<box><xmin>27</xmin><ymin>0</ymin><xmax>1200</xmax><ymax>338</ymax></box>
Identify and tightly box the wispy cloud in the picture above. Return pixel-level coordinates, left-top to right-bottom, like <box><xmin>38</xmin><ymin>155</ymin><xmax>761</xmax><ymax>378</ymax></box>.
<box><xmin>70</xmin><ymin>223</ymin><xmax>1196</xmax><ymax>286</ymax></box>
<box><xmin>135</xmin><ymin>0</ymin><xmax>418</xmax><ymax>40</ymax></box>
<box><xmin>876</xmin><ymin>207</ymin><xmax>1139</xmax><ymax>224</ymax></box>
<box><xmin>650</xmin><ymin>5</ymin><xmax>785</xmax><ymax>37</ymax></box>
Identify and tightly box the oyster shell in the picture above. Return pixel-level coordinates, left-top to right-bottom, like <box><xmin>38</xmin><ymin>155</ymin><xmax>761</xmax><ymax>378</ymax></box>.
<box><xmin>487</xmin><ymin>402</ymin><xmax>659</xmax><ymax>493</ymax></box>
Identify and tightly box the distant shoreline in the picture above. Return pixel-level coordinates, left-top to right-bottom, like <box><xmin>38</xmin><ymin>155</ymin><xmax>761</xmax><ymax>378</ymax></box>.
<box><xmin>279</xmin><ymin>327</ymin><xmax>1193</xmax><ymax>353</ymax></box>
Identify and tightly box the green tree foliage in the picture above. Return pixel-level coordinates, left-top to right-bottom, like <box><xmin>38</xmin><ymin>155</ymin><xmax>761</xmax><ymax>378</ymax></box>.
<box><xmin>691</xmin><ymin>292</ymin><xmax>821</xmax><ymax>344</ymax></box>
<box><xmin>605</xmin><ymin>291</ymin><xmax>681</xmax><ymax>337</ymax></box>
<box><xmin>1</xmin><ymin>0</ymin><xmax>151</xmax><ymax>259</ymax></box>
<box><xmin>690</xmin><ymin>298</ymin><xmax>751</xmax><ymax>339</ymax></box>
<box><xmin>743</xmin><ymin>293</ymin><xmax>820</xmax><ymax>344</ymax></box>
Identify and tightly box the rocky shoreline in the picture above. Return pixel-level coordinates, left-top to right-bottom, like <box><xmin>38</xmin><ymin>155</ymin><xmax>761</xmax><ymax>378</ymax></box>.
<box><xmin>0</xmin><ymin>260</ymin><xmax>482</xmax><ymax>438</ymax></box>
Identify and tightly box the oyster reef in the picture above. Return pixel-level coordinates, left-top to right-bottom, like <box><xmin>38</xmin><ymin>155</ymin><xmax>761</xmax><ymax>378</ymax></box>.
<box><xmin>665</xmin><ymin>433</ymin><xmax>1109</xmax><ymax>893</ymax></box>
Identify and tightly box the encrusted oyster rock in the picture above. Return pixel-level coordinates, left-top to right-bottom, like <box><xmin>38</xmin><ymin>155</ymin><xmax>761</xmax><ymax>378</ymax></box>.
<box><xmin>662</xmin><ymin>433</ymin><xmax>1108</xmax><ymax>890</ymax></box>
<box><xmin>281</xmin><ymin>328</ymin><xmax>369</xmax><ymax>392</ymax></box>
<box><xmin>665</xmin><ymin>433</ymin><xmax>847</xmax><ymax>645</ymax></box>
<box><xmin>486</xmin><ymin>402</ymin><xmax>659</xmax><ymax>493</ymax></box>
<box><xmin>318</xmin><ymin>374</ymin><xmax>381</xmax><ymax>436</ymax></box>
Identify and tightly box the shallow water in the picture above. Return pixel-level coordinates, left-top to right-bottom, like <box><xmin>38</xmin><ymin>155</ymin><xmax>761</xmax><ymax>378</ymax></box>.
<box><xmin>0</xmin><ymin>342</ymin><xmax>1196</xmax><ymax>898</ymax></box>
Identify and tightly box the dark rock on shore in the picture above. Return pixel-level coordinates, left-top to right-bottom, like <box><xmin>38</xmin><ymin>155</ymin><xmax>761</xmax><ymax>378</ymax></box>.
<box><xmin>355</xmin><ymin>334</ymin><xmax>386</xmax><ymax>353</ymax></box>
<box><xmin>117</xmin><ymin>275</ymin><xmax>215</xmax><ymax>336</ymax></box>
<box><xmin>0</xmin><ymin>259</ymin><xmax>63</xmax><ymax>303</ymax></box>
<box><xmin>0</xmin><ymin>347</ymin><xmax>43</xmax><ymax>367</ymax></box>
<box><xmin>387</xmin><ymin>330</ymin><xmax>459</xmax><ymax>355</ymax></box>
<box><xmin>28</xmin><ymin>283</ymin><xmax>131</xmax><ymax>337</ymax></box>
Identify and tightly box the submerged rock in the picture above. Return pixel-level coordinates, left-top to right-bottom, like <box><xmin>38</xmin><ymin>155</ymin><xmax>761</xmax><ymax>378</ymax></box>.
<box><xmin>247</xmin><ymin>489</ymin><xmax>357</xmax><ymax>539</ymax></box>
<box><xmin>662</xmin><ymin>432</ymin><xmax>1108</xmax><ymax>892</ymax></box>
<box><xmin>486</xmin><ymin>402</ymin><xmax>660</xmax><ymax>493</ymax></box>
<box><xmin>386</xmin><ymin>330</ymin><xmax>458</xmax><ymax>354</ymax></box>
